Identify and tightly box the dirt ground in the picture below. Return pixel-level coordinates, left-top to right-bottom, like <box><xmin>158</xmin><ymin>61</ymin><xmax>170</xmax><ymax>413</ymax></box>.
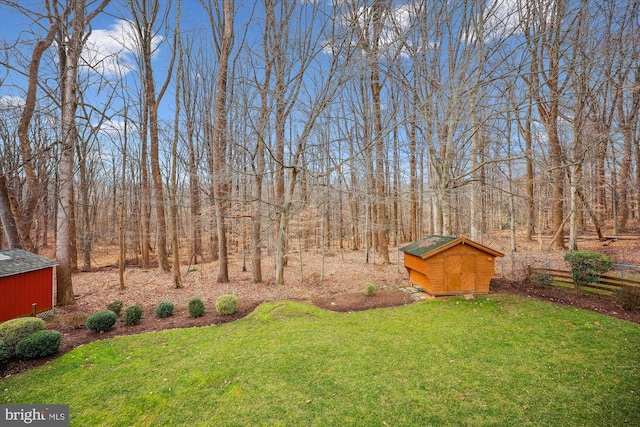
<box><xmin>3</xmin><ymin>233</ymin><xmax>640</xmax><ymax>377</ymax></box>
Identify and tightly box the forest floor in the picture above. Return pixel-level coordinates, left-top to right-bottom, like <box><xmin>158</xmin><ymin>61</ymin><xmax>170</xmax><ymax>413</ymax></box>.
<box><xmin>3</xmin><ymin>229</ymin><xmax>640</xmax><ymax>377</ymax></box>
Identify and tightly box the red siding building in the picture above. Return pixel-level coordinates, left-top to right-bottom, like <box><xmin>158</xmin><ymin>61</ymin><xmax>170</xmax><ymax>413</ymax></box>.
<box><xmin>0</xmin><ymin>249</ymin><xmax>58</xmax><ymax>322</ymax></box>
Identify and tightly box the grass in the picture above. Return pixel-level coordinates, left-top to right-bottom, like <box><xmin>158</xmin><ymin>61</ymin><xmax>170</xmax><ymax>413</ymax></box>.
<box><xmin>1</xmin><ymin>294</ymin><xmax>639</xmax><ymax>426</ymax></box>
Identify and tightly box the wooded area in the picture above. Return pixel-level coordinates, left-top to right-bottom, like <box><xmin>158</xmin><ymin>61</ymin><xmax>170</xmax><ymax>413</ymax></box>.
<box><xmin>0</xmin><ymin>0</ymin><xmax>638</xmax><ymax>305</ymax></box>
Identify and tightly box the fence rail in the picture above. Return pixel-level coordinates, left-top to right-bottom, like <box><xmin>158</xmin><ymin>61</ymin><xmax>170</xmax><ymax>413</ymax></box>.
<box><xmin>496</xmin><ymin>250</ymin><xmax>640</xmax><ymax>281</ymax></box>
<box><xmin>527</xmin><ymin>266</ymin><xmax>640</xmax><ymax>299</ymax></box>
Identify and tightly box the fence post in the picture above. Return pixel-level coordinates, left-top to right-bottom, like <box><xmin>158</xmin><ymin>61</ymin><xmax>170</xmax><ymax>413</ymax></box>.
<box><xmin>526</xmin><ymin>265</ymin><xmax>531</xmax><ymax>278</ymax></box>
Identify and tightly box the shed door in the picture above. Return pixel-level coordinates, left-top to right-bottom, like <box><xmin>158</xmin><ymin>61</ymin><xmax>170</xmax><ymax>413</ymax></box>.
<box><xmin>444</xmin><ymin>254</ymin><xmax>476</xmax><ymax>293</ymax></box>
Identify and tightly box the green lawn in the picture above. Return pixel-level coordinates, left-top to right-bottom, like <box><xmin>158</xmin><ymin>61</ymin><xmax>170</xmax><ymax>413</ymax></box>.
<box><xmin>1</xmin><ymin>294</ymin><xmax>639</xmax><ymax>426</ymax></box>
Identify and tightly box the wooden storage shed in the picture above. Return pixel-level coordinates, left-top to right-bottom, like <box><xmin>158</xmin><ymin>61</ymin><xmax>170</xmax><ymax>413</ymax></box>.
<box><xmin>0</xmin><ymin>249</ymin><xmax>58</xmax><ymax>322</ymax></box>
<box><xmin>401</xmin><ymin>235</ymin><xmax>504</xmax><ymax>296</ymax></box>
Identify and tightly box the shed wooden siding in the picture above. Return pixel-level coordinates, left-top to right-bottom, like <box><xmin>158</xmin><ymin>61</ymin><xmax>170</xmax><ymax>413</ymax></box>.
<box><xmin>401</xmin><ymin>235</ymin><xmax>502</xmax><ymax>296</ymax></box>
<box><xmin>0</xmin><ymin>268</ymin><xmax>54</xmax><ymax>322</ymax></box>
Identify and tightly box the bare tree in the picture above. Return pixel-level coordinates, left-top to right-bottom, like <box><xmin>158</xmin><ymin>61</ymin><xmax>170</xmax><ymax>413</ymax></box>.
<box><xmin>57</xmin><ymin>0</ymin><xmax>111</xmax><ymax>306</ymax></box>
<box><xmin>248</xmin><ymin>1</ymin><xmax>274</xmax><ymax>283</ymax></box>
<box><xmin>170</xmin><ymin>0</ymin><xmax>183</xmax><ymax>288</ymax></box>
<box><xmin>613</xmin><ymin>1</ymin><xmax>640</xmax><ymax>233</ymax></box>
<box><xmin>129</xmin><ymin>0</ymin><xmax>175</xmax><ymax>272</ymax></box>
<box><xmin>0</xmin><ymin>175</ymin><xmax>22</xmax><ymax>248</ymax></box>
<box><xmin>0</xmin><ymin>2</ymin><xmax>71</xmax><ymax>251</ymax></box>
<box><xmin>200</xmin><ymin>0</ymin><xmax>234</xmax><ymax>283</ymax></box>
<box><xmin>118</xmin><ymin>106</ymin><xmax>129</xmax><ymax>290</ymax></box>
<box><xmin>347</xmin><ymin>0</ymin><xmax>392</xmax><ymax>262</ymax></box>
<box><xmin>519</xmin><ymin>0</ymin><xmax>575</xmax><ymax>249</ymax></box>
<box><xmin>178</xmin><ymin>35</ymin><xmax>204</xmax><ymax>266</ymax></box>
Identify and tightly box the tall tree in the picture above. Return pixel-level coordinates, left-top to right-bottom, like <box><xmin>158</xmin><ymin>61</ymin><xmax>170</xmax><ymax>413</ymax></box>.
<box><xmin>520</xmin><ymin>0</ymin><xmax>573</xmax><ymax>249</ymax></box>
<box><xmin>201</xmin><ymin>0</ymin><xmax>234</xmax><ymax>283</ymax></box>
<box><xmin>170</xmin><ymin>0</ymin><xmax>183</xmax><ymax>288</ymax></box>
<box><xmin>129</xmin><ymin>0</ymin><xmax>175</xmax><ymax>272</ymax></box>
<box><xmin>0</xmin><ymin>175</ymin><xmax>22</xmax><ymax>248</ymax></box>
<box><xmin>613</xmin><ymin>0</ymin><xmax>640</xmax><ymax>233</ymax></box>
<box><xmin>1</xmin><ymin>2</ymin><xmax>70</xmax><ymax>251</ymax></box>
<box><xmin>179</xmin><ymin>36</ymin><xmax>204</xmax><ymax>266</ymax></box>
<box><xmin>57</xmin><ymin>0</ymin><xmax>111</xmax><ymax>306</ymax></box>
<box><xmin>249</xmin><ymin>0</ymin><xmax>274</xmax><ymax>283</ymax></box>
<box><xmin>350</xmin><ymin>0</ymin><xmax>392</xmax><ymax>263</ymax></box>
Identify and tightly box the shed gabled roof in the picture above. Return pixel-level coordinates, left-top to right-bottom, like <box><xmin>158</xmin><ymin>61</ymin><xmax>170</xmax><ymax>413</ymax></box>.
<box><xmin>0</xmin><ymin>249</ymin><xmax>58</xmax><ymax>278</ymax></box>
<box><xmin>400</xmin><ymin>235</ymin><xmax>504</xmax><ymax>260</ymax></box>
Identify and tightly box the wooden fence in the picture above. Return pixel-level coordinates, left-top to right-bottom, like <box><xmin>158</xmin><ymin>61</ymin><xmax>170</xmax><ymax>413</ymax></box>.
<box><xmin>527</xmin><ymin>266</ymin><xmax>640</xmax><ymax>299</ymax></box>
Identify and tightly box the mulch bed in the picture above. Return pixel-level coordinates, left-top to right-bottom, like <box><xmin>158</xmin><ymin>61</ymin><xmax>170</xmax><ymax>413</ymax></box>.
<box><xmin>2</xmin><ymin>286</ymin><xmax>638</xmax><ymax>378</ymax></box>
<box><xmin>490</xmin><ymin>278</ymin><xmax>640</xmax><ymax>324</ymax></box>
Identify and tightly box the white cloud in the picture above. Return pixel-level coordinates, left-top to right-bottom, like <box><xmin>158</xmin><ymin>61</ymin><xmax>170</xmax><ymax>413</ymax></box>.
<box><xmin>482</xmin><ymin>0</ymin><xmax>522</xmax><ymax>41</ymax></box>
<box><xmin>0</xmin><ymin>95</ymin><xmax>25</xmax><ymax>110</ymax></box>
<box><xmin>99</xmin><ymin>118</ymin><xmax>139</xmax><ymax>136</ymax></box>
<box><xmin>336</xmin><ymin>3</ymin><xmax>420</xmax><ymax>58</ymax></box>
<box><xmin>81</xmin><ymin>19</ymin><xmax>165</xmax><ymax>77</ymax></box>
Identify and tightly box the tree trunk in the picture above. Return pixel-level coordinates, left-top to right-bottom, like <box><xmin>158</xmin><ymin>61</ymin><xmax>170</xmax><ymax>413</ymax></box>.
<box><xmin>616</xmin><ymin>64</ymin><xmax>640</xmax><ymax>232</ymax></box>
<box><xmin>171</xmin><ymin>8</ymin><xmax>184</xmax><ymax>289</ymax></box>
<box><xmin>204</xmin><ymin>0</ymin><xmax>233</xmax><ymax>283</ymax></box>
<box><xmin>370</xmin><ymin>0</ymin><xmax>390</xmax><ymax>264</ymax></box>
<box><xmin>15</xmin><ymin>11</ymin><xmax>63</xmax><ymax>252</ymax></box>
<box><xmin>0</xmin><ymin>175</ymin><xmax>22</xmax><ymax>248</ymax></box>
<box><xmin>119</xmin><ymin>107</ymin><xmax>128</xmax><ymax>290</ymax></box>
<box><xmin>524</xmin><ymin>99</ymin><xmax>535</xmax><ymax>240</ymax></box>
<box><xmin>147</xmin><ymin>74</ymin><xmax>170</xmax><ymax>272</ymax></box>
<box><xmin>183</xmin><ymin>66</ymin><xmax>202</xmax><ymax>265</ymax></box>
<box><xmin>408</xmin><ymin>100</ymin><xmax>418</xmax><ymax>242</ymax></box>
<box><xmin>130</xmin><ymin>0</ymin><xmax>172</xmax><ymax>272</ymax></box>
<box><xmin>57</xmin><ymin>1</ymin><xmax>86</xmax><ymax>307</ymax></box>
<box><xmin>140</xmin><ymin>102</ymin><xmax>151</xmax><ymax>269</ymax></box>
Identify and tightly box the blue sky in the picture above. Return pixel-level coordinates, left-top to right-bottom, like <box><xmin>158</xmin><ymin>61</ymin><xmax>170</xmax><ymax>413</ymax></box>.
<box><xmin>0</xmin><ymin>1</ymin><xmax>215</xmax><ymax>135</ymax></box>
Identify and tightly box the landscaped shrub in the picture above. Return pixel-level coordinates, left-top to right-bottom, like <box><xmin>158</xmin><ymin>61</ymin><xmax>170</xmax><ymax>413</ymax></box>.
<box><xmin>188</xmin><ymin>298</ymin><xmax>205</xmax><ymax>318</ymax></box>
<box><xmin>15</xmin><ymin>330</ymin><xmax>62</xmax><ymax>360</ymax></box>
<box><xmin>364</xmin><ymin>283</ymin><xmax>376</xmax><ymax>296</ymax></box>
<box><xmin>155</xmin><ymin>302</ymin><xmax>174</xmax><ymax>318</ymax></box>
<box><xmin>564</xmin><ymin>251</ymin><xmax>613</xmax><ymax>294</ymax></box>
<box><xmin>0</xmin><ymin>317</ymin><xmax>45</xmax><ymax>354</ymax></box>
<box><xmin>124</xmin><ymin>305</ymin><xmax>143</xmax><ymax>326</ymax></box>
<box><xmin>0</xmin><ymin>341</ymin><xmax>9</xmax><ymax>371</ymax></box>
<box><xmin>107</xmin><ymin>301</ymin><xmax>124</xmax><ymax>316</ymax></box>
<box><xmin>615</xmin><ymin>286</ymin><xmax>640</xmax><ymax>311</ymax></box>
<box><xmin>86</xmin><ymin>310</ymin><xmax>117</xmax><ymax>333</ymax></box>
<box><xmin>215</xmin><ymin>295</ymin><xmax>238</xmax><ymax>315</ymax></box>
<box><xmin>528</xmin><ymin>273</ymin><xmax>552</xmax><ymax>289</ymax></box>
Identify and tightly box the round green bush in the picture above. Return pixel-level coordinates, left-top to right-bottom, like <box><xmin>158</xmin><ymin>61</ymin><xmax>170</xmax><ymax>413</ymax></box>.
<box><xmin>564</xmin><ymin>251</ymin><xmax>613</xmax><ymax>287</ymax></box>
<box><xmin>15</xmin><ymin>330</ymin><xmax>62</xmax><ymax>360</ymax></box>
<box><xmin>86</xmin><ymin>310</ymin><xmax>117</xmax><ymax>332</ymax></box>
<box><xmin>0</xmin><ymin>341</ymin><xmax>9</xmax><ymax>371</ymax></box>
<box><xmin>188</xmin><ymin>298</ymin><xmax>205</xmax><ymax>318</ymax></box>
<box><xmin>124</xmin><ymin>305</ymin><xmax>143</xmax><ymax>326</ymax></box>
<box><xmin>155</xmin><ymin>302</ymin><xmax>174</xmax><ymax>318</ymax></box>
<box><xmin>0</xmin><ymin>317</ymin><xmax>45</xmax><ymax>353</ymax></box>
<box><xmin>107</xmin><ymin>300</ymin><xmax>124</xmax><ymax>316</ymax></box>
<box><xmin>215</xmin><ymin>295</ymin><xmax>239</xmax><ymax>315</ymax></box>
<box><xmin>364</xmin><ymin>283</ymin><xmax>376</xmax><ymax>296</ymax></box>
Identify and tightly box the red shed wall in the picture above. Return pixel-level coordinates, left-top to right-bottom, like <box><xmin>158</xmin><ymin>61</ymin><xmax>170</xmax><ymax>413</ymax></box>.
<box><xmin>0</xmin><ymin>268</ymin><xmax>53</xmax><ymax>322</ymax></box>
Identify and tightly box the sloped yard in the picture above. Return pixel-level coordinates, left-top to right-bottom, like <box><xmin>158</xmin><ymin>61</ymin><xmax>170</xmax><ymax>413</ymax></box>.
<box><xmin>1</xmin><ymin>295</ymin><xmax>639</xmax><ymax>426</ymax></box>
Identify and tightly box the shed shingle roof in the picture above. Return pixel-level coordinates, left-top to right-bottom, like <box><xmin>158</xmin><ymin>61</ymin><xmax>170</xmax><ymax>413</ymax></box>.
<box><xmin>400</xmin><ymin>235</ymin><xmax>457</xmax><ymax>257</ymax></box>
<box><xmin>0</xmin><ymin>249</ymin><xmax>58</xmax><ymax>278</ymax></box>
<box><xmin>400</xmin><ymin>235</ymin><xmax>504</xmax><ymax>259</ymax></box>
